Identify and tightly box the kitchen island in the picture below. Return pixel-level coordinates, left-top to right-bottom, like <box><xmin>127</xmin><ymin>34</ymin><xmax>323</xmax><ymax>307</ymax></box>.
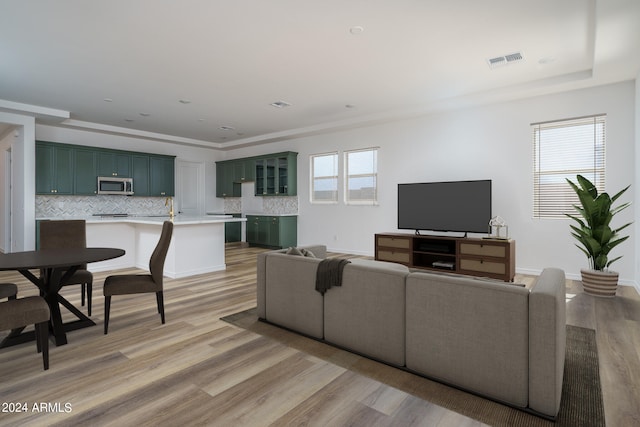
<box><xmin>36</xmin><ymin>215</ymin><xmax>246</xmax><ymax>278</ymax></box>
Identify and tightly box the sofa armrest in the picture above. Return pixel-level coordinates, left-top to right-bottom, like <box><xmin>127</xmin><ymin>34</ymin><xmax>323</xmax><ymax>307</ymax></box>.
<box><xmin>528</xmin><ymin>268</ymin><xmax>566</xmax><ymax>417</ymax></box>
<box><xmin>256</xmin><ymin>245</ymin><xmax>326</xmax><ymax>318</ymax></box>
<box><xmin>264</xmin><ymin>253</ymin><xmax>324</xmax><ymax>338</ymax></box>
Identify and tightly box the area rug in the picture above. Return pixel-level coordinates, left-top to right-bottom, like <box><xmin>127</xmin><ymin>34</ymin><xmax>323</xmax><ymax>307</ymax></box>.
<box><xmin>221</xmin><ymin>308</ymin><xmax>605</xmax><ymax>427</ymax></box>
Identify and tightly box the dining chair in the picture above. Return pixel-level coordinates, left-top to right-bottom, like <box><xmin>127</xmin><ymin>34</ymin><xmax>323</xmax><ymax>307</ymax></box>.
<box><xmin>0</xmin><ymin>283</ymin><xmax>18</xmax><ymax>300</ymax></box>
<box><xmin>103</xmin><ymin>221</ymin><xmax>173</xmax><ymax>334</ymax></box>
<box><xmin>39</xmin><ymin>220</ymin><xmax>94</xmax><ymax>315</ymax></box>
<box><xmin>0</xmin><ymin>296</ymin><xmax>51</xmax><ymax>370</ymax></box>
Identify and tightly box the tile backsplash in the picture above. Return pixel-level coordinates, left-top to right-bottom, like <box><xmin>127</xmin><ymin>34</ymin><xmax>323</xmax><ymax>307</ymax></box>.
<box><xmin>36</xmin><ymin>195</ymin><xmax>169</xmax><ymax>218</ymax></box>
<box><xmin>36</xmin><ymin>195</ymin><xmax>299</xmax><ymax>218</ymax></box>
<box><xmin>223</xmin><ymin>196</ymin><xmax>298</xmax><ymax>215</ymax></box>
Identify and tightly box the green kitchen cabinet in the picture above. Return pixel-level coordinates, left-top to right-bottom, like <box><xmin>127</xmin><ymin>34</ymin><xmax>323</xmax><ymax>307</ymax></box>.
<box><xmin>149</xmin><ymin>155</ymin><xmax>175</xmax><ymax>196</ymax></box>
<box><xmin>216</xmin><ymin>161</ymin><xmax>239</xmax><ymax>197</ymax></box>
<box><xmin>215</xmin><ymin>158</ymin><xmax>255</xmax><ymax>197</ymax></box>
<box><xmin>246</xmin><ymin>215</ymin><xmax>297</xmax><ymax>248</ymax></box>
<box><xmin>255</xmin><ymin>152</ymin><xmax>297</xmax><ymax>196</ymax></box>
<box><xmin>36</xmin><ymin>142</ymin><xmax>74</xmax><ymax>195</ymax></box>
<box><xmin>131</xmin><ymin>154</ymin><xmax>150</xmax><ymax>196</ymax></box>
<box><xmin>97</xmin><ymin>151</ymin><xmax>131</xmax><ymax>177</ymax></box>
<box><xmin>233</xmin><ymin>159</ymin><xmax>255</xmax><ymax>183</ymax></box>
<box><xmin>225</xmin><ymin>214</ymin><xmax>242</xmax><ymax>243</ymax></box>
<box><xmin>74</xmin><ymin>147</ymin><xmax>97</xmax><ymax>195</ymax></box>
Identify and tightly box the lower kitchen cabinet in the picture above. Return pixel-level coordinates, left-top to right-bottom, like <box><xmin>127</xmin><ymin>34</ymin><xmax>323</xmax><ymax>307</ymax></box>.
<box><xmin>246</xmin><ymin>215</ymin><xmax>297</xmax><ymax>248</ymax></box>
<box><xmin>225</xmin><ymin>214</ymin><xmax>242</xmax><ymax>243</ymax></box>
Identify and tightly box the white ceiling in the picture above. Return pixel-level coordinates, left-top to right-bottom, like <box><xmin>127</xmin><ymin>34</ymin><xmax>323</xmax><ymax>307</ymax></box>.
<box><xmin>1</xmin><ymin>0</ymin><xmax>639</xmax><ymax>149</ymax></box>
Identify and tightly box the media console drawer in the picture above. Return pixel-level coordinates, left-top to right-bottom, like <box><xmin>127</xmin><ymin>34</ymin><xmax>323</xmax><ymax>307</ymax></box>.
<box><xmin>459</xmin><ymin>258</ymin><xmax>506</xmax><ymax>275</ymax></box>
<box><xmin>377</xmin><ymin>250</ymin><xmax>410</xmax><ymax>264</ymax></box>
<box><xmin>459</xmin><ymin>242</ymin><xmax>506</xmax><ymax>258</ymax></box>
<box><xmin>377</xmin><ymin>236</ymin><xmax>411</xmax><ymax>249</ymax></box>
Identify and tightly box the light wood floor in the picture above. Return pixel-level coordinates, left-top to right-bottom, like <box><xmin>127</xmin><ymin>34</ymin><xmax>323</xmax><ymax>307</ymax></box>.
<box><xmin>1</xmin><ymin>244</ymin><xmax>639</xmax><ymax>426</ymax></box>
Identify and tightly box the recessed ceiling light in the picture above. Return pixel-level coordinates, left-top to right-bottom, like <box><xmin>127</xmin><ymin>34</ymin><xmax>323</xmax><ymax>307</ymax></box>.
<box><xmin>103</xmin><ymin>98</ymin><xmax>113</xmax><ymax>102</ymax></box>
<box><xmin>179</xmin><ymin>99</ymin><xmax>191</xmax><ymax>104</ymax></box>
<box><xmin>350</xmin><ymin>26</ymin><xmax>364</xmax><ymax>35</ymax></box>
<box><xmin>270</xmin><ymin>101</ymin><xmax>291</xmax><ymax>108</ymax></box>
<box><xmin>219</xmin><ymin>126</ymin><xmax>235</xmax><ymax>131</ymax></box>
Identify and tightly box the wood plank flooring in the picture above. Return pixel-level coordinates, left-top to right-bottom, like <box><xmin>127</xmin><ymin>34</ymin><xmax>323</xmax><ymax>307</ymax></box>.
<box><xmin>1</xmin><ymin>244</ymin><xmax>639</xmax><ymax>426</ymax></box>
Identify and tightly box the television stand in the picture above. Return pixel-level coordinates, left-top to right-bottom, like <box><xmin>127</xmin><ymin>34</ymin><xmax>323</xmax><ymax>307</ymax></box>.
<box><xmin>375</xmin><ymin>233</ymin><xmax>515</xmax><ymax>282</ymax></box>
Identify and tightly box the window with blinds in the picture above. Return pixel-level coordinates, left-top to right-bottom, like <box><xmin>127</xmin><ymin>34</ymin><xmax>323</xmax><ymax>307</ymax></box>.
<box><xmin>532</xmin><ymin>115</ymin><xmax>606</xmax><ymax>218</ymax></box>
<box><xmin>310</xmin><ymin>152</ymin><xmax>338</xmax><ymax>203</ymax></box>
<box><xmin>345</xmin><ymin>147</ymin><xmax>378</xmax><ymax>205</ymax></box>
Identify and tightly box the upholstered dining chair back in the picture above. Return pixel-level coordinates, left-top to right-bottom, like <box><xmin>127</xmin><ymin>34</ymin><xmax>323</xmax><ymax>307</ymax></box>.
<box><xmin>39</xmin><ymin>219</ymin><xmax>94</xmax><ymax>315</ymax></box>
<box><xmin>0</xmin><ymin>283</ymin><xmax>18</xmax><ymax>300</ymax></box>
<box><xmin>150</xmin><ymin>220</ymin><xmax>174</xmax><ymax>287</ymax></box>
<box><xmin>0</xmin><ymin>296</ymin><xmax>51</xmax><ymax>370</ymax></box>
<box><xmin>103</xmin><ymin>221</ymin><xmax>173</xmax><ymax>334</ymax></box>
<box><xmin>40</xmin><ymin>219</ymin><xmax>88</xmax><ymax>269</ymax></box>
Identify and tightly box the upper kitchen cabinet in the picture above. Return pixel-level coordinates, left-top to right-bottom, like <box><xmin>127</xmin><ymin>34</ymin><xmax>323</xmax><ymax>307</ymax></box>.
<box><xmin>216</xmin><ymin>161</ymin><xmax>238</xmax><ymax>198</ymax></box>
<box><xmin>97</xmin><ymin>151</ymin><xmax>131</xmax><ymax>177</ymax></box>
<box><xmin>74</xmin><ymin>147</ymin><xmax>97</xmax><ymax>195</ymax></box>
<box><xmin>36</xmin><ymin>141</ymin><xmax>74</xmax><ymax>195</ymax></box>
<box><xmin>234</xmin><ymin>159</ymin><xmax>255</xmax><ymax>183</ymax></box>
<box><xmin>131</xmin><ymin>154</ymin><xmax>150</xmax><ymax>196</ymax></box>
<box><xmin>215</xmin><ymin>158</ymin><xmax>256</xmax><ymax>197</ymax></box>
<box><xmin>255</xmin><ymin>152</ymin><xmax>297</xmax><ymax>196</ymax></box>
<box><xmin>35</xmin><ymin>142</ymin><xmax>175</xmax><ymax>197</ymax></box>
<box><xmin>149</xmin><ymin>155</ymin><xmax>175</xmax><ymax>196</ymax></box>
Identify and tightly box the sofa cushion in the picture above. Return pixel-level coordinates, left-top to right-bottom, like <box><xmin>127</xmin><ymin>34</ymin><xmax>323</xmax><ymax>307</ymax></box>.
<box><xmin>324</xmin><ymin>261</ymin><xmax>408</xmax><ymax>367</ymax></box>
<box><xmin>286</xmin><ymin>246</ymin><xmax>317</xmax><ymax>257</ymax></box>
<box><xmin>264</xmin><ymin>253</ymin><xmax>324</xmax><ymax>339</ymax></box>
<box><xmin>405</xmin><ymin>271</ymin><xmax>530</xmax><ymax>407</ymax></box>
<box><xmin>528</xmin><ymin>268</ymin><xmax>566</xmax><ymax>417</ymax></box>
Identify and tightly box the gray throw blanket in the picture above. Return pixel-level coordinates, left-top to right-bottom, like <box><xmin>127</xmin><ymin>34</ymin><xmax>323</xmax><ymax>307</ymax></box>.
<box><xmin>315</xmin><ymin>258</ymin><xmax>351</xmax><ymax>295</ymax></box>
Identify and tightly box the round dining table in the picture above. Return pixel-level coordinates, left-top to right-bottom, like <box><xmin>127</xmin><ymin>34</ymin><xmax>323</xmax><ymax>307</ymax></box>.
<box><xmin>0</xmin><ymin>247</ymin><xmax>125</xmax><ymax>347</ymax></box>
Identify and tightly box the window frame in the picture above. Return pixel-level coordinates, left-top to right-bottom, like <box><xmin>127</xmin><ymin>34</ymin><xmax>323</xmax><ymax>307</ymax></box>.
<box><xmin>310</xmin><ymin>151</ymin><xmax>339</xmax><ymax>204</ymax></box>
<box><xmin>344</xmin><ymin>147</ymin><xmax>379</xmax><ymax>206</ymax></box>
<box><xmin>532</xmin><ymin>114</ymin><xmax>606</xmax><ymax>219</ymax></box>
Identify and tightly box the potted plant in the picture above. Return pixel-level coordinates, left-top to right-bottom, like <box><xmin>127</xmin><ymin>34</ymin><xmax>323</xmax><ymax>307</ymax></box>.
<box><xmin>566</xmin><ymin>175</ymin><xmax>632</xmax><ymax>297</ymax></box>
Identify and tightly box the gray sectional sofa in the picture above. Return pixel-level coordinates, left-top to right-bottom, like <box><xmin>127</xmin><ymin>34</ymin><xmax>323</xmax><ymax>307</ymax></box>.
<box><xmin>256</xmin><ymin>245</ymin><xmax>567</xmax><ymax>418</ymax></box>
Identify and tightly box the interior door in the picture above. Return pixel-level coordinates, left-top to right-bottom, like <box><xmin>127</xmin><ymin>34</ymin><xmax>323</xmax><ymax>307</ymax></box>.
<box><xmin>176</xmin><ymin>160</ymin><xmax>203</xmax><ymax>215</ymax></box>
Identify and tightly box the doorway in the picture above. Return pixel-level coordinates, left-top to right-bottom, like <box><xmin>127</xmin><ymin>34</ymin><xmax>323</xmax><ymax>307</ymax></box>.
<box><xmin>176</xmin><ymin>160</ymin><xmax>204</xmax><ymax>215</ymax></box>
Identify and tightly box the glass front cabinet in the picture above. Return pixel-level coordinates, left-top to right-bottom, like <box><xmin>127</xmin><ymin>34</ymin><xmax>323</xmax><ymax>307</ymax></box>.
<box><xmin>255</xmin><ymin>152</ymin><xmax>297</xmax><ymax>196</ymax></box>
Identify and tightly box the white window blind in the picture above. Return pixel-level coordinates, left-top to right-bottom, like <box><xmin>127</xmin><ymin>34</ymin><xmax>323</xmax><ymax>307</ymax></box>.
<box><xmin>532</xmin><ymin>115</ymin><xmax>606</xmax><ymax>218</ymax></box>
<box><xmin>345</xmin><ymin>147</ymin><xmax>378</xmax><ymax>205</ymax></box>
<box><xmin>310</xmin><ymin>152</ymin><xmax>338</xmax><ymax>203</ymax></box>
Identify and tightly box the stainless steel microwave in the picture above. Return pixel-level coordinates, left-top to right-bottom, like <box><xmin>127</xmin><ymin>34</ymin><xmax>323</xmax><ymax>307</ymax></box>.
<box><xmin>97</xmin><ymin>177</ymin><xmax>134</xmax><ymax>195</ymax></box>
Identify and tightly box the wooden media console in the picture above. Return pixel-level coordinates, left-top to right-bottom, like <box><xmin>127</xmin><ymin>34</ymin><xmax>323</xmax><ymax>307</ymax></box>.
<box><xmin>375</xmin><ymin>233</ymin><xmax>515</xmax><ymax>282</ymax></box>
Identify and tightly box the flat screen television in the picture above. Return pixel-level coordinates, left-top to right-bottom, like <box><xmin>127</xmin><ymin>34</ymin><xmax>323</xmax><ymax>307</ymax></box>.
<box><xmin>398</xmin><ymin>180</ymin><xmax>492</xmax><ymax>234</ymax></box>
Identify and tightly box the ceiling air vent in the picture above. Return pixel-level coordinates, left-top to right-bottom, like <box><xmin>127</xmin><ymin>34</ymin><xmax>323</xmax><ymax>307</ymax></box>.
<box><xmin>487</xmin><ymin>51</ymin><xmax>524</xmax><ymax>69</ymax></box>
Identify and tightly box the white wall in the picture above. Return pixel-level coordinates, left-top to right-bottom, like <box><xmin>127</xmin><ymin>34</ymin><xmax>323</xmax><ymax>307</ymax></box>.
<box><xmin>0</xmin><ymin>112</ymin><xmax>36</xmax><ymax>251</ymax></box>
<box><xmin>229</xmin><ymin>81</ymin><xmax>637</xmax><ymax>284</ymax></box>
<box><xmin>635</xmin><ymin>74</ymin><xmax>640</xmax><ymax>291</ymax></box>
<box><xmin>35</xmin><ymin>125</ymin><xmax>226</xmax><ymax>214</ymax></box>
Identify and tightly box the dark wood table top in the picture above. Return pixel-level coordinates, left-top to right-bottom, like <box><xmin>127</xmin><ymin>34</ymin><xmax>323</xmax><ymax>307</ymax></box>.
<box><xmin>0</xmin><ymin>247</ymin><xmax>125</xmax><ymax>271</ymax></box>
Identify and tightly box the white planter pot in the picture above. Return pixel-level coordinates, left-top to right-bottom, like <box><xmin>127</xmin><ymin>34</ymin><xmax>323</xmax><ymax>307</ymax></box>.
<box><xmin>580</xmin><ymin>268</ymin><xmax>619</xmax><ymax>297</ymax></box>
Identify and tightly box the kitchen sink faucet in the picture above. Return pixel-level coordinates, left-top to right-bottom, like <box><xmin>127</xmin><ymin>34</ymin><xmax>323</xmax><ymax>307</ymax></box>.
<box><xmin>165</xmin><ymin>197</ymin><xmax>175</xmax><ymax>219</ymax></box>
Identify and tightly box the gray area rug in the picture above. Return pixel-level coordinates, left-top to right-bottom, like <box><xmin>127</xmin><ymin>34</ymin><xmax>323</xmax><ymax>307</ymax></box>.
<box><xmin>221</xmin><ymin>308</ymin><xmax>604</xmax><ymax>427</ymax></box>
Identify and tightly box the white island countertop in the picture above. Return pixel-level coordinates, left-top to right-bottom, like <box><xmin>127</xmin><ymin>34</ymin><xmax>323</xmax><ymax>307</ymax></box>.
<box><xmin>36</xmin><ymin>215</ymin><xmax>246</xmax><ymax>225</ymax></box>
